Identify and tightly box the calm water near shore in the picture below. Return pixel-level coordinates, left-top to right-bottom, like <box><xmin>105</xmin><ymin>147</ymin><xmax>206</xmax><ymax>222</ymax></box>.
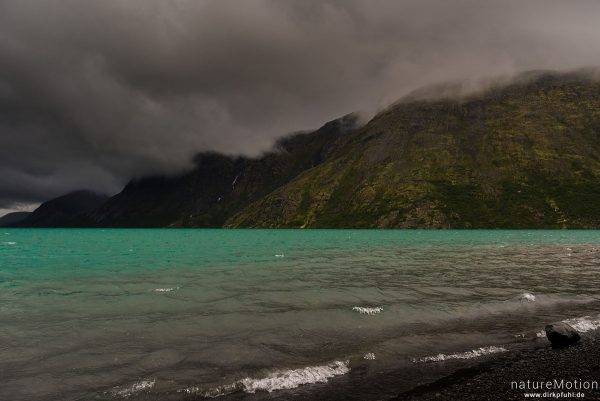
<box><xmin>2</xmin><ymin>229</ymin><xmax>600</xmax><ymax>400</ymax></box>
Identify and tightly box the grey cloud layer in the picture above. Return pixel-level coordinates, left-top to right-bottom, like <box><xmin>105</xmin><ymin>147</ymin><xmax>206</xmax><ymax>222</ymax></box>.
<box><xmin>1</xmin><ymin>0</ymin><xmax>600</xmax><ymax>208</ymax></box>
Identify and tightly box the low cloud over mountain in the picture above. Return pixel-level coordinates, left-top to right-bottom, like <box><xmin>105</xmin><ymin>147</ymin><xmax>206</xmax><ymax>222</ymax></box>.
<box><xmin>2</xmin><ymin>0</ymin><xmax>600</xmax><ymax>211</ymax></box>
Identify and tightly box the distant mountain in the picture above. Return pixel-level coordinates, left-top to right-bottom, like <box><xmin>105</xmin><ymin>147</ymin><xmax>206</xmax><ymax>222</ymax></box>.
<box><xmin>15</xmin><ymin>190</ymin><xmax>109</xmax><ymax>227</ymax></box>
<box><xmin>17</xmin><ymin>70</ymin><xmax>600</xmax><ymax>228</ymax></box>
<box><xmin>0</xmin><ymin>212</ymin><xmax>31</xmax><ymax>227</ymax></box>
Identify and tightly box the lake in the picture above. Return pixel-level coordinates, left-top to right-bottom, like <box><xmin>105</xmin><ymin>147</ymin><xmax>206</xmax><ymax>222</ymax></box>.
<box><xmin>2</xmin><ymin>229</ymin><xmax>600</xmax><ymax>400</ymax></box>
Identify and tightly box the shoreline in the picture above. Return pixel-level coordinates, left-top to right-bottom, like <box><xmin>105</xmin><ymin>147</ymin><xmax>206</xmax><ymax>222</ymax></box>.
<box><xmin>398</xmin><ymin>332</ymin><xmax>600</xmax><ymax>401</ymax></box>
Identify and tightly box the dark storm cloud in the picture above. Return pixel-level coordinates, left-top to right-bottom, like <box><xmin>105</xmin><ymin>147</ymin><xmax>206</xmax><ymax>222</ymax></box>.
<box><xmin>2</xmin><ymin>0</ymin><xmax>600</xmax><ymax>210</ymax></box>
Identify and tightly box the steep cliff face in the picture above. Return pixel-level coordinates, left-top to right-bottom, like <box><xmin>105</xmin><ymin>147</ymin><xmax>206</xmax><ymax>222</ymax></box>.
<box><xmin>85</xmin><ymin>113</ymin><xmax>359</xmax><ymax>227</ymax></box>
<box><xmin>226</xmin><ymin>72</ymin><xmax>600</xmax><ymax>228</ymax></box>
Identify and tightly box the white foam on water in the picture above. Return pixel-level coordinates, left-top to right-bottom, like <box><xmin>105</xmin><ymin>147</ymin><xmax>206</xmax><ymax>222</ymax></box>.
<box><xmin>111</xmin><ymin>378</ymin><xmax>155</xmax><ymax>398</ymax></box>
<box><xmin>352</xmin><ymin>306</ymin><xmax>383</xmax><ymax>315</ymax></box>
<box><xmin>181</xmin><ymin>386</ymin><xmax>201</xmax><ymax>395</ymax></box>
<box><xmin>184</xmin><ymin>360</ymin><xmax>350</xmax><ymax>398</ymax></box>
<box><xmin>186</xmin><ymin>383</ymin><xmax>239</xmax><ymax>398</ymax></box>
<box><xmin>274</xmin><ymin>253</ymin><xmax>285</xmax><ymax>258</ymax></box>
<box><xmin>242</xmin><ymin>360</ymin><xmax>350</xmax><ymax>393</ymax></box>
<box><xmin>153</xmin><ymin>287</ymin><xmax>179</xmax><ymax>293</ymax></box>
<box><xmin>2</xmin><ymin>241</ymin><xmax>16</xmax><ymax>245</ymax></box>
<box><xmin>413</xmin><ymin>346</ymin><xmax>508</xmax><ymax>363</ymax></box>
<box><xmin>563</xmin><ymin>315</ymin><xmax>600</xmax><ymax>333</ymax></box>
<box><xmin>533</xmin><ymin>315</ymin><xmax>600</xmax><ymax>339</ymax></box>
<box><xmin>363</xmin><ymin>352</ymin><xmax>376</xmax><ymax>360</ymax></box>
<box><xmin>519</xmin><ymin>292</ymin><xmax>536</xmax><ymax>302</ymax></box>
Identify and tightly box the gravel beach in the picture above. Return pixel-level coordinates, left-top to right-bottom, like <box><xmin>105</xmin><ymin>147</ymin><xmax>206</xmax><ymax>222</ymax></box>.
<box><xmin>399</xmin><ymin>335</ymin><xmax>600</xmax><ymax>401</ymax></box>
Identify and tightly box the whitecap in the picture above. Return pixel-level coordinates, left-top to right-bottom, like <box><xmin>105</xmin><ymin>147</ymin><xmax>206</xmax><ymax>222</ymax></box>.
<box><xmin>519</xmin><ymin>292</ymin><xmax>536</xmax><ymax>302</ymax></box>
<box><xmin>153</xmin><ymin>287</ymin><xmax>179</xmax><ymax>293</ymax></box>
<box><xmin>274</xmin><ymin>253</ymin><xmax>285</xmax><ymax>258</ymax></box>
<box><xmin>413</xmin><ymin>346</ymin><xmax>508</xmax><ymax>363</ymax></box>
<box><xmin>563</xmin><ymin>315</ymin><xmax>600</xmax><ymax>333</ymax></box>
<box><xmin>363</xmin><ymin>352</ymin><xmax>376</xmax><ymax>360</ymax></box>
<box><xmin>111</xmin><ymin>378</ymin><xmax>155</xmax><ymax>398</ymax></box>
<box><xmin>533</xmin><ymin>315</ymin><xmax>600</xmax><ymax>339</ymax></box>
<box><xmin>2</xmin><ymin>241</ymin><xmax>16</xmax><ymax>245</ymax></box>
<box><xmin>352</xmin><ymin>306</ymin><xmax>383</xmax><ymax>315</ymax></box>
<box><xmin>240</xmin><ymin>360</ymin><xmax>350</xmax><ymax>394</ymax></box>
<box><xmin>184</xmin><ymin>360</ymin><xmax>350</xmax><ymax>397</ymax></box>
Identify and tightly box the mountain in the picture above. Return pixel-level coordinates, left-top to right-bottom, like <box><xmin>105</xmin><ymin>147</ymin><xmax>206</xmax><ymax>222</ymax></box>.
<box><xmin>0</xmin><ymin>212</ymin><xmax>31</xmax><ymax>227</ymax></box>
<box><xmin>16</xmin><ymin>70</ymin><xmax>600</xmax><ymax>228</ymax></box>
<box><xmin>85</xmin><ymin>113</ymin><xmax>358</xmax><ymax>227</ymax></box>
<box><xmin>15</xmin><ymin>190</ymin><xmax>109</xmax><ymax>227</ymax></box>
<box><xmin>228</xmin><ymin>71</ymin><xmax>600</xmax><ymax>228</ymax></box>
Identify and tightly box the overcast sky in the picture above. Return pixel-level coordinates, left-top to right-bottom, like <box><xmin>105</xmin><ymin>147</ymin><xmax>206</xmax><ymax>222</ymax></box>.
<box><xmin>2</xmin><ymin>0</ymin><xmax>600</xmax><ymax>215</ymax></box>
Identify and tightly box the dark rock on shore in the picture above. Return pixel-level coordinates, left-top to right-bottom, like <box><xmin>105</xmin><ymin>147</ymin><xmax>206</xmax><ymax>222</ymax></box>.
<box><xmin>545</xmin><ymin>322</ymin><xmax>581</xmax><ymax>348</ymax></box>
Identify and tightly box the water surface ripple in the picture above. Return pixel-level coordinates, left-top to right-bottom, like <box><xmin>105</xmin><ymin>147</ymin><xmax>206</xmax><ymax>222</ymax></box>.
<box><xmin>1</xmin><ymin>229</ymin><xmax>600</xmax><ymax>400</ymax></box>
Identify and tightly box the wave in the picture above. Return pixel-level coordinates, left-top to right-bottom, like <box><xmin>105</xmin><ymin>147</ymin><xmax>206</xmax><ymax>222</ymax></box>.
<box><xmin>363</xmin><ymin>352</ymin><xmax>376</xmax><ymax>360</ymax></box>
<box><xmin>519</xmin><ymin>292</ymin><xmax>536</xmax><ymax>302</ymax></box>
<box><xmin>2</xmin><ymin>241</ymin><xmax>16</xmax><ymax>245</ymax></box>
<box><xmin>413</xmin><ymin>346</ymin><xmax>508</xmax><ymax>363</ymax></box>
<box><xmin>183</xmin><ymin>360</ymin><xmax>350</xmax><ymax>398</ymax></box>
<box><xmin>534</xmin><ymin>315</ymin><xmax>600</xmax><ymax>339</ymax></box>
<box><xmin>563</xmin><ymin>315</ymin><xmax>600</xmax><ymax>333</ymax></box>
<box><xmin>153</xmin><ymin>287</ymin><xmax>179</xmax><ymax>293</ymax></box>
<box><xmin>110</xmin><ymin>378</ymin><xmax>155</xmax><ymax>398</ymax></box>
<box><xmin>352</xmin><ymin>306</ymin><xmax>383</xmax><ymax>315</ymax></box>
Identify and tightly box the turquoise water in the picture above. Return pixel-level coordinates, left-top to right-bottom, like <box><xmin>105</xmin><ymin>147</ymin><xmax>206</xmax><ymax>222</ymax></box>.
<box><xmin>2</xmin><ymin>229</ymin><xmax>600</xmax><ymax>400</ymax></box>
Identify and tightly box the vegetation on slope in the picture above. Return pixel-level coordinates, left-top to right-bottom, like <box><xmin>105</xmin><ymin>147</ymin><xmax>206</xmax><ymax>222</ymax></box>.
<box><xmin>226</xmin><ymin>71</ymin><xmax>600</xmax><ymax>228</ymax></box>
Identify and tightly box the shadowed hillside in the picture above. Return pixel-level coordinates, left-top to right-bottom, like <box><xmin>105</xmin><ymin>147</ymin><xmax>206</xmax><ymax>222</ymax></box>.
<box><xmin>84</xmin><ymin>114</ymin><xmax>359</xmax><ymax>227</ymax></box>
<box><xmin>14</xmin><ymin>191</ymin><xmax>108</xmax><ymax>228</ymax></box>
<box><xmin>0</xmin><ymin>212</ymin><xmax>30</xmax><ymax>227</ymax></box>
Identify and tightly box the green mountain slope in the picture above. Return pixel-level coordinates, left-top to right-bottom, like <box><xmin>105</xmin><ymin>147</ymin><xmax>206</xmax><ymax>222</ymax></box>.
<box><xmin>226</xmin><ymin>71</ymin><xmax>600</xmax><ymax>228</ymax></box>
